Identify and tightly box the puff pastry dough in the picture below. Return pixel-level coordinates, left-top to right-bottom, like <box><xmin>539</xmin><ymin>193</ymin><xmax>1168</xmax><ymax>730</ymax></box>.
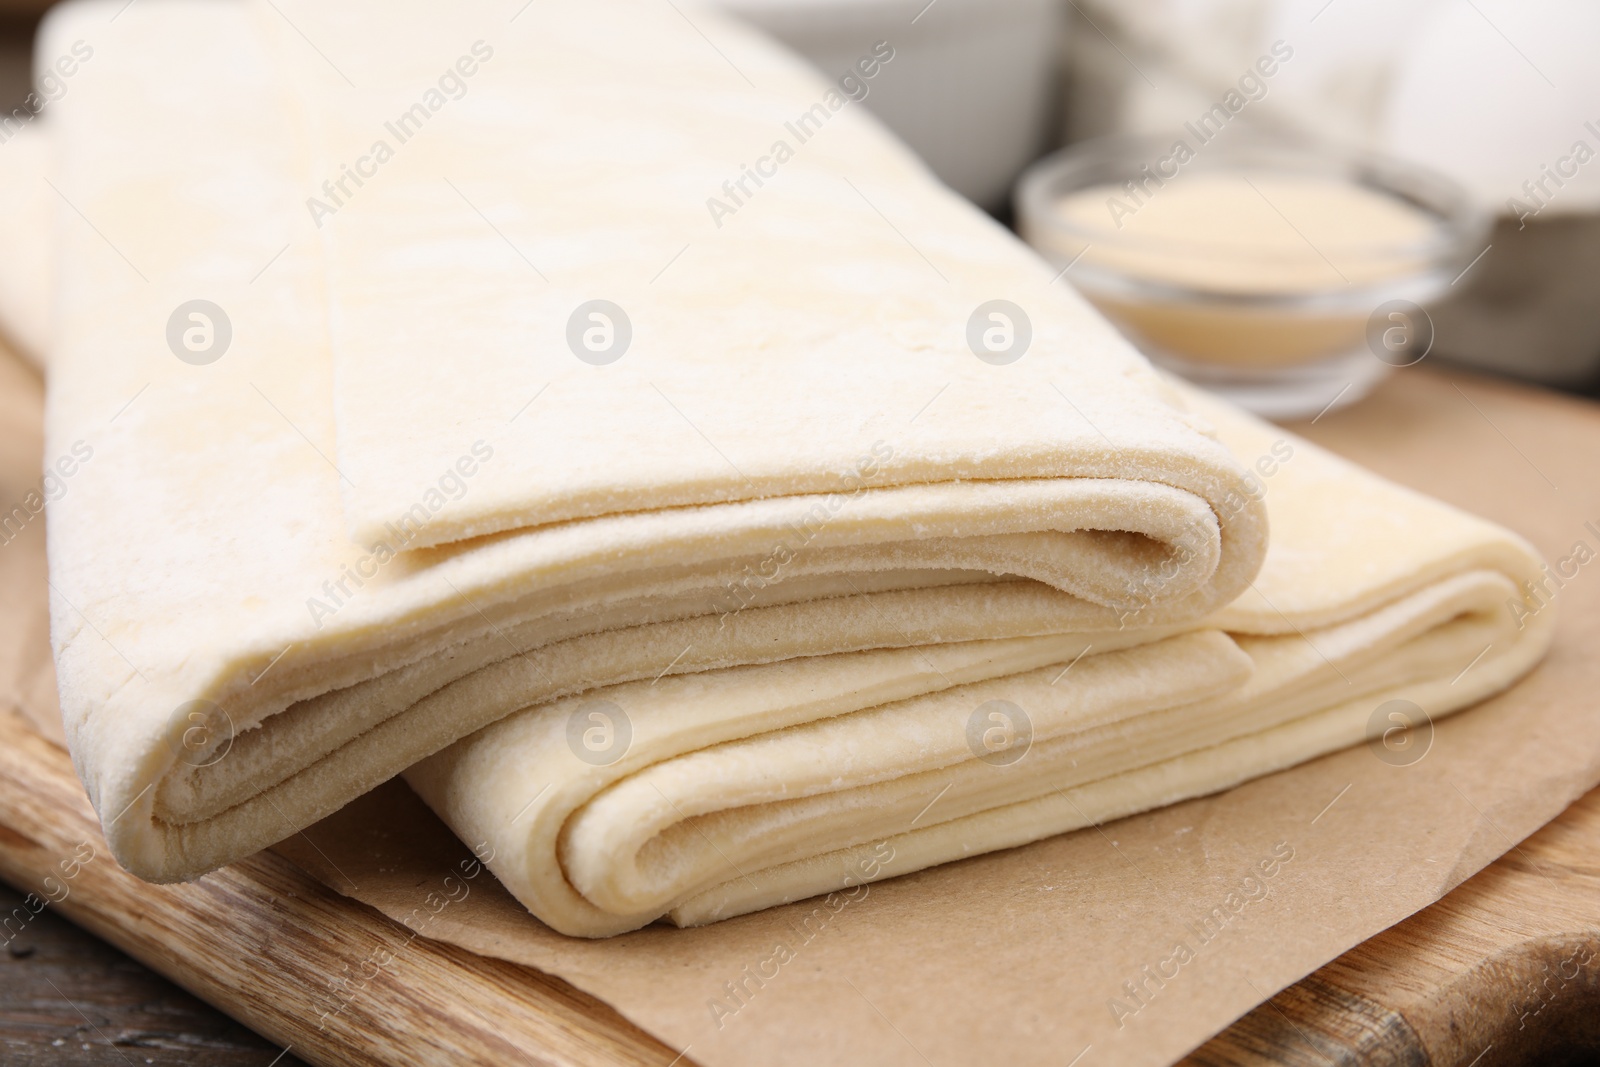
<box><xmin>32</xmin><ymin>0</ymin><xmax>1276</xmax><ymax>884</ymax></box>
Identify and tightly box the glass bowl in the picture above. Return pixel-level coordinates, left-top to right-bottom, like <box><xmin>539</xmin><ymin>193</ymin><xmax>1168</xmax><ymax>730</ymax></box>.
<box><xmin>1016</xmin><ymin>134</ymin><xmax>1488</xmax><ymax>419</ymax></box>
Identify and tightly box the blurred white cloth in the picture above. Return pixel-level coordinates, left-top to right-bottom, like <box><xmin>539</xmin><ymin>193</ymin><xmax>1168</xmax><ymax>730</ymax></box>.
<box><xmin>1071</xmin><ymin>0</ymin><xmax>1600</xmax><ymax>217</ymax></box>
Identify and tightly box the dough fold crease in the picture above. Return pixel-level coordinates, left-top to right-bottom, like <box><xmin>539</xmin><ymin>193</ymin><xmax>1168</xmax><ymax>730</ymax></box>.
<box><xmin>406</xmin><ymin>398</ymin><xmax>1554</xmax><ymax>935</ymax></box>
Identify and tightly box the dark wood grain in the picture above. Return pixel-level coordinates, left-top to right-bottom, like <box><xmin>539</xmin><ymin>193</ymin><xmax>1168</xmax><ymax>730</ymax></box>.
<box><xmin>0</xmin><ymin>880</ymin><xmax>308</xmax><ymax>1067</ymax></box>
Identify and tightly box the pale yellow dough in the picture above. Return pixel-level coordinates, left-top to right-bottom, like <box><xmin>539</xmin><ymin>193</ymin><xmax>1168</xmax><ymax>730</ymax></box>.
<box><xmin>408</xmin><ymin>391</ymin><xmax>1553</xmax><ymax>936</ymax></box>
<box><xmin>32</xmin><ymin>0</ymin><xmax>1273</xmax><ymax>884</ymax></box>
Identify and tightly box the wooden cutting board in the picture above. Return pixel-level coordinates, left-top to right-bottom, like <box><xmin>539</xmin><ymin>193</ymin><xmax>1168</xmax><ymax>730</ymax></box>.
<box><xmin>1</xmin><ymin>365</ymin><xmax>1597</xmax><ymax>1066</ymax></box>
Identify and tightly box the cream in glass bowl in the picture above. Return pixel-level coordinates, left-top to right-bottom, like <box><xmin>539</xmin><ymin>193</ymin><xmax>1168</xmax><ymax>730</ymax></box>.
<box><xmin>1017</xmin><ymin>135</ymin><xmax>1487</xmax><ymax>419</ymax></box>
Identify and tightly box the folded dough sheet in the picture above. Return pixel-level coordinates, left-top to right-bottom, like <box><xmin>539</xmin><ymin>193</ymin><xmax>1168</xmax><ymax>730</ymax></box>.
<box><xmin>407</xmin><ymin>392</ymin><xmax>1553</xmax><ymax>935</ymax></box>
<box><xmin>23</xmin><ymin>0</ymin><xmax>1551</xmax><ymax>930</ymax></box>
<box><xmin>34</xmin><ymin>0</ymin><xmax>1272</xmax><ymax>883</ymax></box>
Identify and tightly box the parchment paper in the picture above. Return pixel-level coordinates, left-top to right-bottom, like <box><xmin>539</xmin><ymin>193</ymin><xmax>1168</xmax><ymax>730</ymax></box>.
<box><xmin>277</xmin><ymin>367</ymin><xmax>1600</xmax><ymax>1067</ymax></box>
<box><xmin>5</xmin><ymin>340</ymin><xmax>1599</xmax><ymax>1066</ymax></box>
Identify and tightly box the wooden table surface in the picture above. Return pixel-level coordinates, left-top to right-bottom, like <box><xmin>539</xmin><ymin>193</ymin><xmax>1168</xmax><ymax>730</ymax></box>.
<box><xmin>0</xmin><ymin>877</ymin><xmax>306</xmax><ymax>1067</ymax></box>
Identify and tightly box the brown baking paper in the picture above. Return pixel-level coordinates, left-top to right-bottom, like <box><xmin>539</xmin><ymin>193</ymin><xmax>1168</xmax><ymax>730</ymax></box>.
<box><xmin>5</xmin><ymin>341</ymin><xmax>1600</xmax><ymax>1066</ymax></box>
<box><xmin>272</xmin><ymin>368</ymin><xmax>1600</xmax><ymax>1067</ymax></box>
